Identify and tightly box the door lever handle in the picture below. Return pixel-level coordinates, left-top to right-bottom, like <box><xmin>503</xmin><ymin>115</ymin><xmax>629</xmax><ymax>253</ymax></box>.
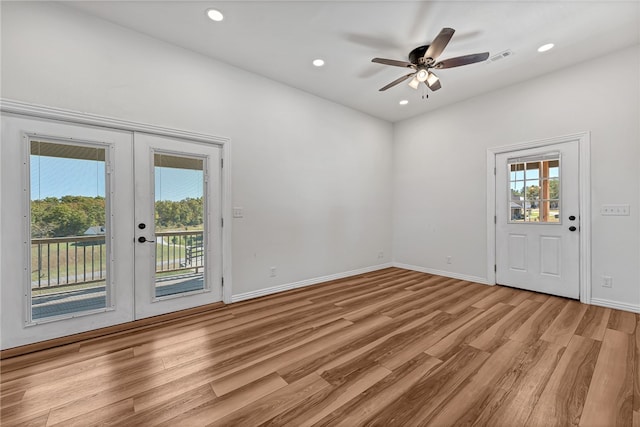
<box><xmin>137</xmin><ymin>236</ymin><xmax>155</xmax><ymax>243</ymax></box>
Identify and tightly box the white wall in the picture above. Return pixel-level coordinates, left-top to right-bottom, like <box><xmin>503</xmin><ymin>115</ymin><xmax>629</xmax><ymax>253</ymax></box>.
<box><xmin>2</xmin><ymin>1</ymin><xmax>638</xmax><ymax>315</ymax></box>
<box><xmin>393</xmin><ymin>45</ymin><xmax>640</xmax><ymax>309</ymax></box>
<box><xmin>0</xmin><ymin>2</ymin><xmax>393</xmax><ymax>298</ymax></box>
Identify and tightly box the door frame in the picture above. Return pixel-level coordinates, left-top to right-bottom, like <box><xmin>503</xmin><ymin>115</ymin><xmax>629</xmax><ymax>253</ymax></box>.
<box><xmin>486</xmin><ymin>132</ymin><xmax>591</xmax><ymax>304</ymax></box>
<box><xmin>1</xmin><ymin>98</ymin><xmax>233</xmax><ymax>305</ymax></box>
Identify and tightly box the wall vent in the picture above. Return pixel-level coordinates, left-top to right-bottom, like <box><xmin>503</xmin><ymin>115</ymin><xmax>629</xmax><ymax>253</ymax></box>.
<box><xmin>488</xmin><ymin>49</ymin><xmax>514</xmax><ymax>63</ymax></box>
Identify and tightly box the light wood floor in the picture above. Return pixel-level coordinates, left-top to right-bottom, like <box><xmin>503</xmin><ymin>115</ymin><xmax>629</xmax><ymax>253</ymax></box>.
<box><xmin>1</xmin><ymin>268</ymin><xmax>638</xmax><ymax>426</ymax></box>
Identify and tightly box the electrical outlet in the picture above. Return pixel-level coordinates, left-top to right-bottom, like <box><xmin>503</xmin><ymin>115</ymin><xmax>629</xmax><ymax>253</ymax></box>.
<box><xmin>446</xmin><ymin>256</ymin><xmax>452</xmax><ymax>264</ymax></box>
<box><xmin>602</xmin><ymin>276</ymin><xmax>612</xmax><ymax>288</ymax></box>
<box><xmin>232</xmin><ymin>207</ymin><xmax>244</xmax><ymax>218</ymax></box>
<box><xmin>270</xmin><ymin>267</ymin><xmax>277</xmax><ymax>277</ymax></box>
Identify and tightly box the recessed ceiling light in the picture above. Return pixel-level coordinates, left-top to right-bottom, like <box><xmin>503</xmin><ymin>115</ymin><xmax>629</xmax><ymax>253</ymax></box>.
<box><xmin>312</xmin><ymin>59</ymin><xmax>325</xmax><ymax>67</ymax></box>
<box><xmin>206</xmin><ymin>8</ymin><xmax>224</xmax><ymax>22</ymax></box>
<box><xmin>538</xmin><ymin>43</ymin><xmax>554</xmax><ymax>53</ymax></box>
<box><xmin>399</xmin><ymin>100</ymin><xmax>409</xmax><ymax>105</ymax></box>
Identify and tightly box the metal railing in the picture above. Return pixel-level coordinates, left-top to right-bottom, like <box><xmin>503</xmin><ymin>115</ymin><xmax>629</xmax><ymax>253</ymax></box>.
<box><xmin>31</xmin><ymin>235</ymin><xmax>106</xmax><ymax>288</ymax></box>
<box><xmin>155</xmin><ymin>230</ymin><xmax>204</xmax><ymax>274</ymax></box>
<box><xmin>31</xmin><ymin>230</ymin><xmax>204</xmax><ymax>289</ymax></box>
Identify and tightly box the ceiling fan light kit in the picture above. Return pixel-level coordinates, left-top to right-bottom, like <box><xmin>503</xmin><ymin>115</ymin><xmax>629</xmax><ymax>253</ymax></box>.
<box><xmin>371</xmin><ymin>27</ymin><xmax>489</xmax><ymax>94</ymax></box>
<box><xmin>416</xmin><ymin>69</ymin><xmax>429</xmax><ymax>82</ymax></box>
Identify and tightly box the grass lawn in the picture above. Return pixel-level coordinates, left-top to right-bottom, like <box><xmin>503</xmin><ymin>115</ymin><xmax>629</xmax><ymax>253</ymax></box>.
<box><xmin>526</xmin><ymin>209</ymin><xmax>560</xmax><ymax>222</ymax></box>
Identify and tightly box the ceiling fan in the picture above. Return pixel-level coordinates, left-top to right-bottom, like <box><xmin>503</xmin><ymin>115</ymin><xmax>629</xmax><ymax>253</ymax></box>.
<box><xmin>372</xmin><ymin>27</ymin><xmax>490</xmax><ymax>92</ymax></box>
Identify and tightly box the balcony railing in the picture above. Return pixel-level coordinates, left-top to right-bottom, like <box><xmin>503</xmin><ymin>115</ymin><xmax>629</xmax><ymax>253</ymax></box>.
<box><xmin>155</xmin><ymin>230</ymin><xmax>204</xmax><ymax>275</ymax></box>
<box><xmin>31</xmin><ymin>230</ymin><xmax>204</xmax><ymax>289</ymax></box>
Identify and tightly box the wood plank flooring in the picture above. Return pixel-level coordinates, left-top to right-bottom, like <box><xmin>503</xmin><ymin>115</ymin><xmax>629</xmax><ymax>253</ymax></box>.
<box><xmin>1</xmin><ymin>267</ymin><xmax>638</xmax><ymax>426</ymax></box>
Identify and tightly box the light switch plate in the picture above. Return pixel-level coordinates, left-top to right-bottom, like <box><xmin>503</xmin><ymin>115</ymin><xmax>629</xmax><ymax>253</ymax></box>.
<box><xmin>232</xmin><ymin>207</ymin><xmax>244</xmax><ymax>218</ymax></box>
<box><xmin>601</xmin><ymin>204</ymin><xmax>630</xmax><ymax>216</ymax></box>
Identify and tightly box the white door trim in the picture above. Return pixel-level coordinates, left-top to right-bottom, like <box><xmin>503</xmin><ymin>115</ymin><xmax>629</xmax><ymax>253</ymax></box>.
<box><xmin>486</xmin><ymin>132</ymin><xmax>591</xmax><ymax>304</ymax></box>
<box><xmin>1</xmin><ymin>98</ymin><xmax>233</xmax><ymax>304</ymax></box>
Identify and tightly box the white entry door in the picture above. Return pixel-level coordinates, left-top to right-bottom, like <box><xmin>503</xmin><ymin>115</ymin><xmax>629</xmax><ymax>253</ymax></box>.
<box><xmin>496</xmin><ymin>141</ymin><xmax>580</xmax><ymax>299</ymax></box>
<box><xmin>133</xmin><ymin>133</ymin><xmax>223</xmax><ymax>319</ymax></box>
<box><xmin>1</xmin><ymin>114</ymin><xmax>135</xmax><ymax>349</ymax></box>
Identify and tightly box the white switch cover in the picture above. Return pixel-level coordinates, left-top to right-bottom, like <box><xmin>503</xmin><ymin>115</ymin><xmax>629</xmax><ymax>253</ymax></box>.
<box><xmin>601</xmin><ymin>204</ymin><xmax>630</xmax><ymax>216</ymax></box>
<box><xmin>232</xmin><ymin>207</ymin><xmax>244</xmax><ymax>218</ymax></box>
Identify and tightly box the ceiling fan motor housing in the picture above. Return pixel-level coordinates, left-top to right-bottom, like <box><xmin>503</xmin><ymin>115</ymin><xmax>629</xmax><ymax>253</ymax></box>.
<box><xmin>409</xmin><ymin>45</ymin><xmax>433</xmax><ymax>66</ymax></box>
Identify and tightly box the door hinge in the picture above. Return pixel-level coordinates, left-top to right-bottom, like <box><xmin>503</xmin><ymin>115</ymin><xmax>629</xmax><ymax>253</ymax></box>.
<box><xmin>221</xmin><ymin>158</ymin><xmax>224</xmax><ymax>168</ymax></box>
<box><xmin>221</xmin><ymin>277</ymin><xmax>224</xmax><ymax>286</ymax></box>
<box><xmin>221</xmin><ymin>217</ymin><xmax>224</xmax><ymax>227</ymax></box>
<box><xmin>494</xmin><ymin>264</ymin><xmax>497</xmax><ymax>272</ymax></box>
<box><xmin>493</xmin><ymin>167</ymin><xmax>496</xmax><ymax>175</ymax></box>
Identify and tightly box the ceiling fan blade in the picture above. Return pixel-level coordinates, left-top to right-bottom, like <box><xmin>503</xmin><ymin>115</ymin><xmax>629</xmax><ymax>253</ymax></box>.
<box><xmin>426</xmin><ymin>72</ymin><xmax>441</xmax><ymax>91</ymax></box>
<box><xmin>434</xmin><ymin>52</ymin><xmax>490</xmax><ymax>69</ymax></box>
<box><xmin>379</xmin><ymin>73</ymin><xmax>415</xmax><ymax>91</ymax></box>
<box><xmin>424</xmin><ymin>27</ymin><xmax>455</xmax><ymax>61</ymax></box>
<box><xmin>408</xmin><ymin>76</ymin><xmax>420</xmax><ymax>90</ymax></box>
<box><xmin>372</xmin><ymin>58</ymin><xmax>415</xmax><ymax>68</ymax></box>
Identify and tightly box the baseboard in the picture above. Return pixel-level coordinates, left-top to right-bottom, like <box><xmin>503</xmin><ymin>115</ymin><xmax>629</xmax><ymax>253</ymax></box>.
<box><xmin>590</xmin><ymin>298</ymin><xmax>640</xmax><ymax>314</ymax></box>
<box><xmin>392</xmin><ymin>262</ymin><xmax>491</xmax><ymax>285</ymax></box>
<box><xmin>231</xmin><ymin>263</ymin><xmax>394</xmax><ymax>303</ymax></box>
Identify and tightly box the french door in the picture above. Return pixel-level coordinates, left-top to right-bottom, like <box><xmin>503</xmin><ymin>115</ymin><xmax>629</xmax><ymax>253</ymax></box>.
<box><xmin>134</xmin><ymin>133</ymin><xmax>222</xmax><ymax>318</ymax></box>
<box><xmin>0</xmin><ymin>115</ymin><xmax>223</xmax><ymax>349</ymax></box>
<box><xmin>495</xmin><ymin>140</ymin><xmax>580</xmax><ymax>299</ymax></box>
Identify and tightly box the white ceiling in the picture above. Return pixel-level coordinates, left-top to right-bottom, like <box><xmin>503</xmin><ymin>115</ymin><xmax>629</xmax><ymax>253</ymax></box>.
<box><xmin>63</xmin><ymin>1</ymin><xmax>640</xmax><ymax>123</ymax></box>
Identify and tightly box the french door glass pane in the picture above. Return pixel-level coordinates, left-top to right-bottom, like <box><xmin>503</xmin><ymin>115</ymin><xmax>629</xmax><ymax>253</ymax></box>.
<box><xmin>154</xmin><ymin>153</ymin><xmax>205</xmax><ymax>298</ymax></box>
<box><xmin>30</xmin><ymin>140</ymin><xmax>108</xmax><ymax>320</ymax></box>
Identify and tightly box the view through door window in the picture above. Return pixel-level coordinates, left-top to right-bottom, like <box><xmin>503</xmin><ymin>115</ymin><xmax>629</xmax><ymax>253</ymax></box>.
<box><xmin>30</xmin><ymin>140</ymin><xmax>109</xmax><ymax>321</ymax></box>
<box><xmin>154</xmin><ymin>153</ymin><xmax>206</xmax><ymax>298</ymax></box>
<box><xmin>508</xmin><ymin>154</ymin><xmax>560</xmax><ymax>223</ymax></box>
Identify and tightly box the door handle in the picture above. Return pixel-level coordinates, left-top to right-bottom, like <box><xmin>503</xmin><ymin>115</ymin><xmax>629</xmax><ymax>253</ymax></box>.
<box><xmin>138</xmin><ymin>236</ymin><xmax>155</xmax><ymax>243</ymax></box>
<box><xmin>568</xmin><ymin>226</ymin><xmax>577</xmax><ymax>232</ymax></box>
<box><xmin>568</xmin><ymin>215</ymin><xmax>576</xmax><ymax>221</ymax></box>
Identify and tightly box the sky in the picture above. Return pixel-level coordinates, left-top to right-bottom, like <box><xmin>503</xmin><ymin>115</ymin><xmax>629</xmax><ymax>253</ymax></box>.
<box><xmin>155</xmin><ymin>166</ymin><xmax>203</xmax><ymax>201</ymax></box>
<box><xmin>30</xmin><ymin>156</ymin><xmax>203</xmax><ymax>201</ymax></box>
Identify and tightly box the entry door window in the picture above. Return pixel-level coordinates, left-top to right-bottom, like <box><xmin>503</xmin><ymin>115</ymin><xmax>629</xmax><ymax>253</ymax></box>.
<box><xmin>153</xmin><ymin>153</ymin><xmax>206</xmax><ymax>298</ymax></box>
<box><xmin>29</xmin><ymin>140</ymin><xmax>111</xmax><ymax>321</ymax></box>
<box><xmin>508</xmin><ymin>154</ymin><xmax>560</xmax><ymax>223</ymax></box>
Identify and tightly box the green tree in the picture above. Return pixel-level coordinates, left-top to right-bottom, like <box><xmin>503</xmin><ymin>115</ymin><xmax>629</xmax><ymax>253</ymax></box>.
<box><xmin>154</xmin><ymin>197</ymin><xmax>203</xmax><ymax>230</ymax></box>
<box><xmin>30</xmin><ymin>195</ymin><xmax>203</xmax><ymax>237</ymax></box>
<box><xmin>40</xmin><ymin>204</ymin><xmax>87</xmax><ymax>237</ymax></box>
<box><xmin>549</xmin><ymin>179</ymin><xmax>559</xmax><ymax>199</ymax></box>
<box><xmin>31</xmin><ymin>195</ymin><xmax>105</xmax><ymax>237</ymax></box>
<box><xmin>526</xmin><ymin>185</ymin><xmax>539</xmax><ymax>208</ymax></box>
